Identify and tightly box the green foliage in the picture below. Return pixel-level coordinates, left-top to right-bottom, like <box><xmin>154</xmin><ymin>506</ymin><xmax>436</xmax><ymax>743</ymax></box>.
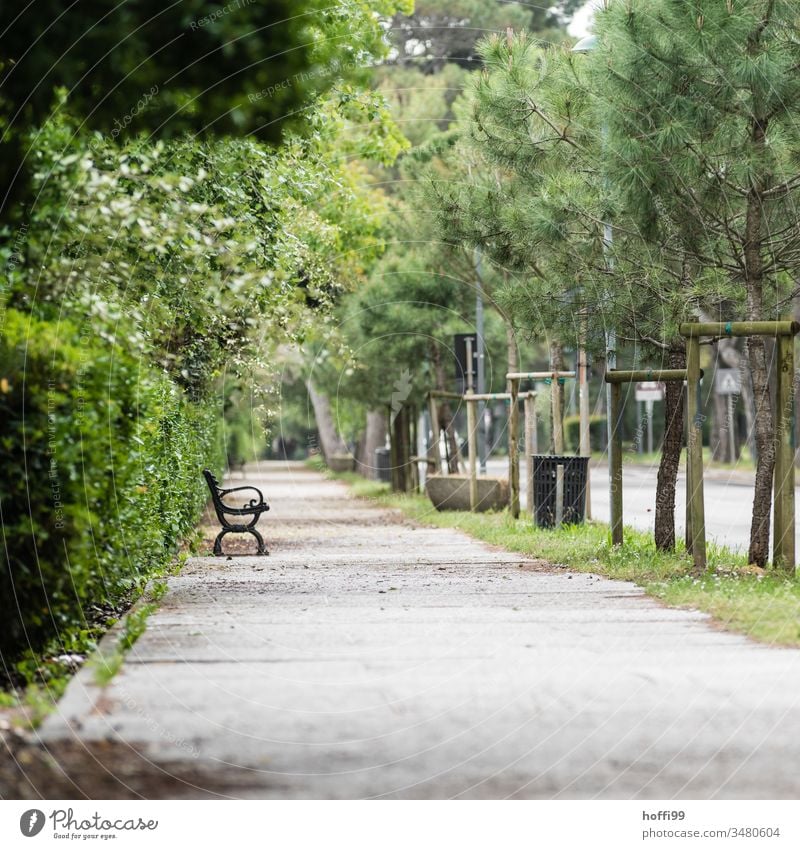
<box><xmin>0</xmin><ymin>309</ymin><xmax>223</xmax><ymax>658</ymax></box>
<box><xmin>15</xmin><ymin>109</ymin><xmax>392</xmax><ymax>397</ymax></box>
<box><xmin>0</xmin><ymin>1</ymin><xmax>413</xmax><ymax>222</ymax></box>
<box><xmin>0</xmin><ymin>2</ymin><xmax>411</xmax><ymax>673</ymax></box>
<box><xmin>590</xmin><ymin>0</ymin><xmax>800</xmax><ymax>314</ymax></box>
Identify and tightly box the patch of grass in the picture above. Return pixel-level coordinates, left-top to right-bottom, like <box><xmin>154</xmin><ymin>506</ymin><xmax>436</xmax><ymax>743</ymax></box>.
<box><xmin>652</xmin><ymin>574</ymin><xmax>800</xmax><ymax>645</ymax></box>
<box><xmin>90</xmin><ymin>583</ymin><xmax>166</xmax><ymax>686</ymax></box>
<box><xmin>337</xmin><ymin>475</ymin><xmax>800</xmax><ymax>647</ymax></box>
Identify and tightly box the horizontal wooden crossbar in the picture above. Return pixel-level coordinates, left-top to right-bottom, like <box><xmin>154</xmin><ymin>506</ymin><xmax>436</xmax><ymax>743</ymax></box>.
<box><xmin>680</xmin><ymin>321</ymin><xmax>800</xmax><ymax>338</ymax></box>
<box><xmin>464</xmin><ymin>392</ymin><xmax>513</xmax><ymax>402</ymax></box>
<box><xmin>427</xmin><ymin>390</ymin><xmax>462</xmax><ymax>400</ymax></box>
<box><xmin>506</xmin><ymin>371</ymin><xmax>577</xmax><ymax>380</ymax></box>
<box><xmin>604</xmin><ymin>368</ymin><xmax>702</xmax><ymax>384</ymax></box>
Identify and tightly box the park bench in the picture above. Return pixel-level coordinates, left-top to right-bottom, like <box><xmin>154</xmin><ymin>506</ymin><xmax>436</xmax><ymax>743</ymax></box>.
<box><xmin>202</xmin><ymin>469</ymin><xmax>269</xmax><ymax>556</ymax></box>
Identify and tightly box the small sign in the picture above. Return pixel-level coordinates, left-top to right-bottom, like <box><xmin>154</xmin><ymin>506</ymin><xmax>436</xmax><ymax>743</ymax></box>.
<box><xmin>635</xmin><ymin>381</ymin><xmax>665</xmax><ymax>402</ymax></box>
<box><xmin>714</xmin><ymin>368</ymin><xmax>741</xmax><ymax>395</ymax></box>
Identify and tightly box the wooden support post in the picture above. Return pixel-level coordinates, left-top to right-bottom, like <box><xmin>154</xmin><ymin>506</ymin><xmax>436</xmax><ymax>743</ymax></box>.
<box><xmin>466</xmin><ymin>338</ymin><xmax>478</xmax><ymax>511</ymax></box>
<box><xmin>686</xmin><ymin>331</ymin><xmax>707</xmax><ymax>571</ymax></box>
<box><xmin>524</xmin><ymin>392</ymin><xmax>536</xmax><ymax>516</ymax></box>
<box><xmin>467</xmin><ymin>394</ymin><xmax>478</xmax><ymax>512</ymax></box>
<box><xmin>410</xmin><ymin>404</ymin><xmax>419</xmax><ymax>492</ymax></box>
<box><xmin>578</xmin><ymin>340</ymin><xmax>591</xmax><ymax>519</ymax></box>
<box><xmin>427</xmin><ymin>394</ymin><xmax>441</xmax><ymax>475</ymax></box>
<box><xmin>773</xmin><ymin>332</ymin><xmax>795</xmax><ymax>572</ymax></box>
<box><xmin>509</xmin><ymin>378</ymin><xmax>520</xmax><ymax>518</ymax></box>
<box><xmin>609</xmin><ymin>381</ymin><xmax>623</xmax><ymax>546</ymax></box>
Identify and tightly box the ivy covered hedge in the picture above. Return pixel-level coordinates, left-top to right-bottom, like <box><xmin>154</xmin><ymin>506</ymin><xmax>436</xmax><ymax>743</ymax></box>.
<box><xmin>0</xmin><ymin>309</ymin><xmax>223</xmax><ymax>658</ymax></box>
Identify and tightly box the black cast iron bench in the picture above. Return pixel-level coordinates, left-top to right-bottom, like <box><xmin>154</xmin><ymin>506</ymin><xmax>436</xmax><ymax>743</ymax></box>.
<box><xmin>203</xmin><ymin>469</ymin><xmax>270</xmax><ymax>556</ymax></box>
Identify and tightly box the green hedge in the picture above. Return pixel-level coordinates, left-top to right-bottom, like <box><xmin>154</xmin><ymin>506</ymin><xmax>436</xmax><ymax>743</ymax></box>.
<box><xmin>564</xmin><ymin>413</ymin><xmax>606</xmax><ymax>453</ymax></box>
<box><xmin>0</xmin><ymin>310</ymin><xmax>223</xmax><ymax>659</ymax></box>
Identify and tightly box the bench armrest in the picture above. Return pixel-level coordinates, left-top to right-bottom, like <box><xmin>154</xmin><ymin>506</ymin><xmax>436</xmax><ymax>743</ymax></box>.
<box><xmin>219</xmin><ymin>485</ymin><xmax>267</xmax><ymax>507</ymax></box>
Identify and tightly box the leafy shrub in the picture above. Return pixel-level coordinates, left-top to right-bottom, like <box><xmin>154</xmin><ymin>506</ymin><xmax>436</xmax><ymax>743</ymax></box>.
<box><xmin>0</xmin><ymin>310</ymin><xmax>222</xmax><ymax>659</ymax></box>
<box><xmin>564</xmin><ymin>413</ymin><xmax>606</xmax><ymax>453</ymax></box>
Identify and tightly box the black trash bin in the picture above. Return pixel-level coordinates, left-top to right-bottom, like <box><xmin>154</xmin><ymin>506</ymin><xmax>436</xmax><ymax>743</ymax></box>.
<box><xmin>375</xmin><ymin>447</ymin><xmax>392</xmax><ymax>483</ymax></box>
<box><xmin>531</xmin><ymin>455</ymin><xmax>589</xmax><ymax>528</ymax></box>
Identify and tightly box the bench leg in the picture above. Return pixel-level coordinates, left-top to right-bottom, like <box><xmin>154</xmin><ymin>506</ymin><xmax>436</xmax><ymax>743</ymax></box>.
<box><xmin>213</xmin><ymin>529</ymin><xmax>229</xmax><ymax>556</ymax></box>
<box><xmin>213</xmin><ymin>528</ymin><xmax>268</xmax><ymax>556</ymax></box>
<box><xmin>250</xmin><ymin>528</ymin><xmax>269</xmax><ymax>556</ymax></box>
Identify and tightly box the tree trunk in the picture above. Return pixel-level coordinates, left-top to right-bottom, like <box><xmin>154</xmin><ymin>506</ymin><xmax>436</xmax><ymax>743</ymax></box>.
<box><xmin>305</xmin><ymin>380</ymin><xmax>348</xmax><ymax>463</ymax></box>
<box><xmin>654</xmin><ymin>348</ymin><xmax>686</xmax><ymax>551</ymax></box>
<box><xmin>358</xmin><ymin>409</ymin><xmax>387</xmax><ymax>480</ymax></box>
<box><xmin>746</xmin><ymin>335</ymin><xmax>774</xmax><ymax>566</ymax></box>
<box><xmin>390</xmin><ymin>404</ymin><xmax>413</xmax><ymax>492</ymax></box>
<box><xmin>743</xmin><ymin>113</ymin><xmax>774</xmax><ymax>566</ymax></box>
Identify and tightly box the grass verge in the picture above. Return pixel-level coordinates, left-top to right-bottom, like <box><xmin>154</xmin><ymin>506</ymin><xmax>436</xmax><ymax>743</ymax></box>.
<box><xmin>0</xmin><ymin>553</ymin><xmax>188</xmax><ymax>730</ymax></box>
<box><xmin>333</xmin><ymin>471</ymin><xmax>800</xmax><ymax>648</ymax></box>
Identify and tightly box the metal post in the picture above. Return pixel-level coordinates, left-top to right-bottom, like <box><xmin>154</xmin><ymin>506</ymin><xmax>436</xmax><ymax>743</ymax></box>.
<box><xmin>773</xmin><ymin>332</ymin><xmax>795</xmax><ymax>571</ymax></box>
<box><xmin>609</xmin><ymin>381</ymin><xmax>623</xmax><ymax>546</ymax></box>
<box><xmin>686</xmin><ymin>330</ymin><xmax>707</xmax><ymax>571</ymax></box>
<box><xmin>551</xmin><ymin>376</ymin><xmax>564</xmax><ymax>454</ymax></box>
<box><xmin>727</xmin><ymin>394</ymin><xmax>736</xmax><ymax>464</ymax></box>
<box><xmin>509</xmin><ymin>378</ymin><xmax>520</xmax><ymax>518</ymax></box>
<box><xmin>646</xmin><ymin>399</ymin><xmax>654</xmax><ymax>455</ymax></box>
<box><xmin>555</xmin><ymin>464</ymin><xmax>564</xmax><ymax>528</ymax></box>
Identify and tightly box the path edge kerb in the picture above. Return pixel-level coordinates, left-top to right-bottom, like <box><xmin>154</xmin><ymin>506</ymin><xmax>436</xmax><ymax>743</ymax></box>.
<box><xmin>35</xmin><ymin>579</ymin><xmax>165</xmax><ymax>745</ymax></box>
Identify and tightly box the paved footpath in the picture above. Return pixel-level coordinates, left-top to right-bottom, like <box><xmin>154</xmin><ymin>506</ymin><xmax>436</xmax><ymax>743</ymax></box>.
<box><xmin>36</xmin><ymin>462</ymin><xmax>800</xmax><ymax>798</ymax></box>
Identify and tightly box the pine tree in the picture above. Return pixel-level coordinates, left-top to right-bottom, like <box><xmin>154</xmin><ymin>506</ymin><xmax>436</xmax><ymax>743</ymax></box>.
<box><xmin>591</xmin><ymin>0</ymin><xmax>800</xmax><ymax>565</ymax></box>
<box><xmin>427</xmin><ymin>33</ymin><xmax>696</xmax><ymax>550</ymax></box>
